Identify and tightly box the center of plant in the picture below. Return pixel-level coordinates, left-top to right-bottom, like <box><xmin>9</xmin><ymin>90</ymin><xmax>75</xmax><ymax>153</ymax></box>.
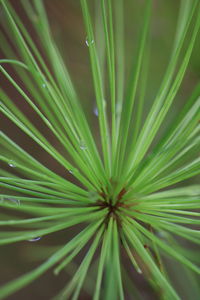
<box><xmin>97</xmin><ymin>187</ymin><xmax>127</xmax><ymax>222</ymax></box>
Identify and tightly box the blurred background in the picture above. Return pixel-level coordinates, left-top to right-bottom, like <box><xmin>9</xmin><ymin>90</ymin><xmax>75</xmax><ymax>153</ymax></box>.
<box><xmin>0</xmin><ymin>0</ymin><xmax>199</xmax><ymax>299</ymax></box>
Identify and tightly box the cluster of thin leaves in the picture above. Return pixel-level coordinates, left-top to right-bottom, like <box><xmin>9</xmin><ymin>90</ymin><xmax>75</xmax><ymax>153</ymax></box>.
<box><xmin>0</xmin><ymin>0</ymin><xmax>200</xmax><ymax>299</ymax></box>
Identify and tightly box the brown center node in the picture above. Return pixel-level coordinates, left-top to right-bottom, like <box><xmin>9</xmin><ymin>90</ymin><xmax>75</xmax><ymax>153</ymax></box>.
<box><xmin>97</xmin><ymin>188</ymin><xmax>127</xmax><ymax>224</ymax></box>
<box><xmin>104</xmin><ymin>201</ymin><xmax>119</xmax><ymax>216</ymax></box>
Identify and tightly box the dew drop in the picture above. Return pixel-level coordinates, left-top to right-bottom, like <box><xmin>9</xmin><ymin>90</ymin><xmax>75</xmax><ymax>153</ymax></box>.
<box><xmin>80</xmin><ymin>145</ymin><xmax>86</xmax><ymax>150</ymax></box>
<box><xmin>8</xmin><ymin>160</ymin><xmax>16</xmax><ymax>168</ymax></box>
<box><xmin>80</xmin><ymin>141</ymin><xmax>87</xmax><ymax>150</ymax></box>
<box><xmin>1</xmin><ymin>198</ymin><xmax>20</xmax><ymax>206</ymax></box>
<box><xmin>28</xmin><ymin>237</ymin><xmax>41</xmax><ymax>242</ymax></box>
<box><xmin>10</xmin><ymin>199</ymin><xmax>20</xmax><ymax>206</ymax></box>
<box><xmin>85</xmin><ymin>37</ymin><xmax>94</xmax><ymax>47</ymax></box>
<box><xmin>68</xmin><ymin>168</ymin><xmax>79</xmax><ymax>175</ymax></box>
<box><xmin>156</xmin><ymin>230</ymin><xmax>168</xmax><ymax>239</ymax></box>
<box><xmin>42</xmin><ymin>83</ymin><xmax>46</xmax><ymax>88</ymax></box>
<box><xmin>137</xmin><ymin>268</ymin><xmax>142</xmax><ymax>274</ymax></box>
<box><xmin>93</xmin><ymin>107</ymin><xmax>98</xmax><ymax>116</ymax></box>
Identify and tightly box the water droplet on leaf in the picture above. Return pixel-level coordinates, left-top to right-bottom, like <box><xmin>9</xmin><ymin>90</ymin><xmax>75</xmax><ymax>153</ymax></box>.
<box><xmin>68</xmin><ymin>168</ymin><xmax>79</xmax><ymax>175</ymax></box>
<box><xmin>80</xmin><ymin>141</ymin><xmax>87</xmax><ymax>150</ymax></box>
<box><xmin>156</xmin><ymin>231</ymin><xmax>168</xmax><ymax>239</ymax></box>
<box><xmin>11</xmin><ymin>199</ymin><xmax>20</xmax><ymax>206</ymax></box>
<box><xmin>93</xmin><ymin>107</ymin><xmax>98</xmax><ymax>116</ymax></box>
<box><xmin>85</xmin><ymin>37</ymin><xmax>94</xmax><ymax>47</ymax></box>
<box><xmin>1</xmin><ymin>198</ymin><xmax>20</xmax><ymax>206</ymax></box>
<box><xmin>28</xmin><ymin>237</ymin><xmax>41</xmax><ymax>242</ymax></box>
<box><xmin>8</xmin><ymin>160</ymin><xmax>16</xmax><ymax>168</ymax></box>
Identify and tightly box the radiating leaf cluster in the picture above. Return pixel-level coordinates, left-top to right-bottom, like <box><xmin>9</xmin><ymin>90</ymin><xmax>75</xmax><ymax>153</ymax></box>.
<box><xmin>0</xmin><ymin>0</ymin><xmax>200</xmax><ymax>299</ymax></box>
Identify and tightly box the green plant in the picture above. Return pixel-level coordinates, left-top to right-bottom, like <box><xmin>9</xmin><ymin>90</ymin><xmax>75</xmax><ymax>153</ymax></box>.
<box><xmin>0</xmin><ymin>0</ymin><xmax>200</xmax><ymax>299</ymax></box>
